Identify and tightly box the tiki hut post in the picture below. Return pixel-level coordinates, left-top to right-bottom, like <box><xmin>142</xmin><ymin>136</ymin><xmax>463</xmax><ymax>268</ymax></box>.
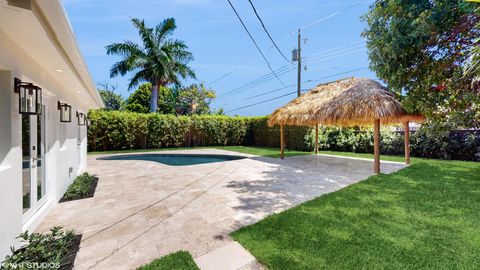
<box><xmin>267</xmin><ymin>78</ymin><xmax>424</xmax><ymax>174</ymax></box>
<box><xmin>280</xmin><ymin>124</ymin><xmax>285</xmax><ymax>159</ymax></box>
<box><xmin>404</xmin><ymin>121</ymin><xmax>410</xmax><ymax>165</ymax></box>
<box><xmin>373</xmin><ymin>118</ymin><xmax>380</xmax><ymax>174</ymax></box>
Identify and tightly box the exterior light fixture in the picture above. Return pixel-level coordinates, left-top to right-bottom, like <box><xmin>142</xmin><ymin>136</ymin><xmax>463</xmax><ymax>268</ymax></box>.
<box><xmin>58</xmin><ymin>101</ymin><xmax>72</xmax><ymax>122</ymax></box>
<box><xmin>14</xmin><ymin>78</ymin><xmax>42</xmax><ymax>115</ymax></box>
<box><xmin>76</xmin><ymin>111</ymin><xmax>87</xmax><ymax>126</ymax></box>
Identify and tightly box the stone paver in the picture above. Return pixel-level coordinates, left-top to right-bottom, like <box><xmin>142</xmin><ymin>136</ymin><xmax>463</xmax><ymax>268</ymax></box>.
<box><xmin>36</xmin><ymin>149</ymin><xmax>406</xmax><ymax>270</ymax></box>
<box><xmin>194</xmin><ymin>241</ymin><xmax>257</xmax><ymax>270</ymax></box>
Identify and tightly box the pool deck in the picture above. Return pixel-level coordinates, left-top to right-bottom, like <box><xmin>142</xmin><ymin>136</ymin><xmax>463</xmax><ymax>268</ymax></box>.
<box><xmin>36</xmin><ymin>149</ymin><xmax>407</xmax><ymax>270</ymax></box>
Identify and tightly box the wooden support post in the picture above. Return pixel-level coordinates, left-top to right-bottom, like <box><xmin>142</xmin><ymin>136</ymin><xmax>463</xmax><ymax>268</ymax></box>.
<box><xmin>315</xmin><ymin>124</ymin><xmax>319</xmax><ymax>155</ymax></box>
<box><xmin>280</xmin><ymin>124</ymin><xmax>285</xmax><ymax>159</ymax></box>
<box><xmin>404</xmin><ymin>121</ymin><xmax>411</xmax><ymax>165</ymax></box>
<box><xmin>373</xmin><ymin>119</ymin><xmax>380</xmax><ymax>174</ymax></box>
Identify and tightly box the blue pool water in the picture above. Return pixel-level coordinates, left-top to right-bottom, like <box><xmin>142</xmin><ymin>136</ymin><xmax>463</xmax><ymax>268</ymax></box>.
<box><xmin>97</xmin><ymin>153</ymin><xmax>246</xmax><ymax>166</ymax></box>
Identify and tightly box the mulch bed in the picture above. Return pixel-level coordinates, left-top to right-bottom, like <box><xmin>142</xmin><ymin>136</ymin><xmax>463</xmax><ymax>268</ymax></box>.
<box><xmin>60</xmin><ymin>234</ymin><xmax>82</xmax><ymax>270</ymax></box>
<box><xmin>59</xmin><ymin>177</ymin><xmax>99</xmax><ymax>203</ymax></box>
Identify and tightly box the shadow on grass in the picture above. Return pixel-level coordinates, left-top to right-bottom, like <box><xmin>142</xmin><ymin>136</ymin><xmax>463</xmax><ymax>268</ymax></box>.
<box><xmin>231</xmin><ymin>159</ymin><xmax>480</xmax><ymax>269</ymax></box>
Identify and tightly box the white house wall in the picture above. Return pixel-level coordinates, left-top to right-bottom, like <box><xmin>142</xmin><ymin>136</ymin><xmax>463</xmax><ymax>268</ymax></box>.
<box><xmin>0</xmin><ymin>28</ymin><xmax>90</xmax><ymax>261</ymax></box>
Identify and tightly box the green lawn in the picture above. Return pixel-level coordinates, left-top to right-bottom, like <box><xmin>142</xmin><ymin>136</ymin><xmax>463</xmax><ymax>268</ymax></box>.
<box><xmin>231</xmin><ymin>158</ymin><xmax>480</xmax><ymax>269</ymax></box>
<box><xmin>137</xmin><ymin>251</ymin><xmax>198</xmax><ymax>270</ymax></box>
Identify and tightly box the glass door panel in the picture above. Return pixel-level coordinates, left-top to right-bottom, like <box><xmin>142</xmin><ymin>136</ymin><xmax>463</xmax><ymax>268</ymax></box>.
<box><xmin>22</xmin><ymin>104</ymin><xmax>46</xmax><ymax>221</ymax></box>
<box><xmin>36</xmin><ymin>109</ymin><xmax>46</xmax><ymax>203</ymax></box>
<box><xmin>21</xmin><ymin>115</ymin><xmax>32</xmax><ymax>214</ymax></box>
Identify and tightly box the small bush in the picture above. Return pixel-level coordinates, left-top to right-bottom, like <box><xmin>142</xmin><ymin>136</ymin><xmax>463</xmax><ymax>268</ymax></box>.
<box><xmin>1</xmin><ymin>227</ymin><xmax>80</xmax><ymax>270</ymax></box>
<box><xmin>60</xmin><ymin>173</ymin><xmax>97</xmax><ymax>202</ymax></box>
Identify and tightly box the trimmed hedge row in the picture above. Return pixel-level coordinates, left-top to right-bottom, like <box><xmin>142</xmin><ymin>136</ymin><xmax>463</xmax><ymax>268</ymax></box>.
<box><xmin>87</xmin><ymin>110</ymin><xmax>480</xmax><ymax>161</ymax></box>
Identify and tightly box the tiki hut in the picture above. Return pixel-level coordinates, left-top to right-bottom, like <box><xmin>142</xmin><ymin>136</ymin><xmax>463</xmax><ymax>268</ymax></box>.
<box><xmin>268</xmin><ymin>77</ymin><xmax>424</xmax><ymax>174</ymax></box>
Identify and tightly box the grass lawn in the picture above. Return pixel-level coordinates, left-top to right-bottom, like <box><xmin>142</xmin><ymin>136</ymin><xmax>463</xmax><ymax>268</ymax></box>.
<box><xmin>137</xmin><ymin>251</ymin><xmax>199</xmax><ymax>270</ymax></box>
<box><xmin>231</xmin><ymin>158</ymin><xmax>480</xmax><ymax>269</ymax></box>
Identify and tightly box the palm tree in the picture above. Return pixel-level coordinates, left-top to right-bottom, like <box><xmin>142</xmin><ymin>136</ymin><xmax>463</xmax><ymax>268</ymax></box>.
<box><xmin>106</xmin><ymin>18</ymin><xmax>196</xmax><ymax>112</ymax></box>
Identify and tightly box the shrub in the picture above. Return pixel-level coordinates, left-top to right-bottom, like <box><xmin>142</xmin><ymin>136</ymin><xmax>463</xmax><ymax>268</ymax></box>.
<box><xmin>87</xmin><ymin>110</ymin><xmax>480</xmax><ymax>161</ymax></box>
<box><xmin>2</xmin><ymin>227</ymin><xmax>80</xmax><ymax>270</ymax></box>
<box><xmin>61</xmin><ymin>173</ymin><xmax>97</xmax><ymax>202</ymax></box>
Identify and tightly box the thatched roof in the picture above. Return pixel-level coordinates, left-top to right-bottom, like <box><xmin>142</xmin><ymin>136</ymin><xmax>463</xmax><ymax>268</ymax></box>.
<box><xmin>268</xmin><ymin>77</ymin><xmax>424</xmax><ymax>127</ymax></box>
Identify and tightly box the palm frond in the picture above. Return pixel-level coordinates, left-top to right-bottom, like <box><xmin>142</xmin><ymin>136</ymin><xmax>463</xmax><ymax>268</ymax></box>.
<box><xmin>155</xmin><ymin>18</ymin><xmax>177</xmax><ymax>45</ymax></box>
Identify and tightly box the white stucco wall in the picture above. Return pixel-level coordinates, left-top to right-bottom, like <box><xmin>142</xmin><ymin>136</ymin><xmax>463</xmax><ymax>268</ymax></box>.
<box><xmin>0</xmin><ymin>30</ymin><xmax>90</xmax><ymax>260</ymax></box>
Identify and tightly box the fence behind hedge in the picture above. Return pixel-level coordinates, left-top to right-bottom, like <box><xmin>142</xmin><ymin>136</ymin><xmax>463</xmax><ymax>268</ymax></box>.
<box><xmin>87</xmin><ymin>110</ymin><xmax>480</xmax><ymax>161</ymax></box>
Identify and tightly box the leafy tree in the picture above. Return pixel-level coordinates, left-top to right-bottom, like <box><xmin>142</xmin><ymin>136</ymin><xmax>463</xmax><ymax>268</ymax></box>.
<box><xmin>106</xmin><ymin>18</ymin><xmax>196</xmax><ymax>113</ymax></box>
<box><xmin>97</xmin><ymin>83</ymin><xmax>124</xmax><ymax>110</ymax></box>
<box><xmin>464</xmin><ymin>8</ymin><xmax>480</xmax><ymax>86</ymax></box>
<box><xmin>124</xmin><ymin>84</ymin><xmax>151</xmax><ymax>113</ymax></box>
<box><xmin>362</xmin><ymin>0</ymin><xmax>480</xmax><ymax>127</ymax></box>
<box><xmin>176</xmin><ymin>83</ymin><xmax>216</xmax><ymax>115</ymax></box>
<box><xmin>124</xmin><ymin>83</ymin><xmax>176</xmax><ymax>114</ymax></box>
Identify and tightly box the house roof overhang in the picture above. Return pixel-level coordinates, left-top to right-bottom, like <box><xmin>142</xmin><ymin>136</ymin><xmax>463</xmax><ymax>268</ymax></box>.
<box><xmin>0</xmin><ymin>0</ymin><xmax>104</xmax><ymax>109</ymax></box>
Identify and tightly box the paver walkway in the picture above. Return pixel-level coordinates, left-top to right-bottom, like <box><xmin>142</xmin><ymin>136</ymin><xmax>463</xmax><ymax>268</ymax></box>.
<box><xmin>36</xmin><ymin>149</ymin><xmax>406</xmax><ymax>269</ymax></box>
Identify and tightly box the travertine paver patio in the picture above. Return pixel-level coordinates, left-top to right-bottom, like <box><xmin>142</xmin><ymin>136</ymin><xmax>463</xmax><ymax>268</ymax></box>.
<box><xmin>36</xmin><ymin>149</ymin><xmax>406</xmax><ymax>270</ymax></box>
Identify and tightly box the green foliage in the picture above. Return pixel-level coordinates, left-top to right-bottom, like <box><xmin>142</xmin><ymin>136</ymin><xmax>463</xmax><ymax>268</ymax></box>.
<box><xmin>362</xmin><ymin>0</ymin><xmax>480</xmax><ymax>127</ymax></box>
<box><xmin>137</xmin><ymin>251</ymin><xmax>199</xmax><ymax>270</ymax></box>
<box><xmin>88</xmin><ymin>110</ymin><xmax>249</xmax><ymax>151</ymax></box>
<box><xmin>124</xmin><ymin>84</ymin><xmax>151</xmax><ymax>113</ymax></box>
<box><xmin>249</xmin><ymin>117</ymin><xmax>313</xmax><ymax>151</ymax></box>
<box><xmin>62</xmin><ymin>173</ymin><xmax>97</xmax><ymax>201</ymax></box>
<box><xmin>98</xmin><ymin>89</ymin><xmax>124</xmax><ymax>111</ymax></box>
<box><xmin>176</xmin><ymin>84</ymin><xmax>216</xmax><ymax>115</ymax></box>
<box><xmin>232</xmin><ymin>159</ymin><xmax>480</xmax><ymax>269</ymax></box>
<box><xmin>87</xmin><ymin>111</ymin><xmax>480</xmax><ymax>161</ymax></box>
<box><xmin>2</xmin><ymin>227</ymin><xmax>78</xmax><ymax>270</ymax></box>
<box><xmin>106</xmin><ymin>18</ymin><xmax>196</xmax><ymax>112</ymax></box>
<box><xmin>464</xmin><ymin>8</ymin><xmax>480</xmax><ymax>86</ymax></box>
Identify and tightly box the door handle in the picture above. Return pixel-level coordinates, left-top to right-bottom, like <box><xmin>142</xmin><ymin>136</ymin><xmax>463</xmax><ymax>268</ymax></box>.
<box><xmin>32</xmin><ymin>156</ymin><xmax>40</xmax><ymax>161</ymax></box>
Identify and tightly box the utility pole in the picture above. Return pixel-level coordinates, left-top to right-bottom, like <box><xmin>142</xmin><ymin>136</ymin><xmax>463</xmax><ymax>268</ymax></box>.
<box><xmin>297</xmin><ymin>29</ymin><xmax>302</xmax><ymax>97</ymax></box>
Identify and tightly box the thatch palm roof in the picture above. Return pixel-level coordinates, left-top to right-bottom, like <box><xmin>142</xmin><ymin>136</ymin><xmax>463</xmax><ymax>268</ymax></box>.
<box><xmin>268</xmin><ymin>77</ymin><xmax>423</xmax><ymax>127</ymax></box>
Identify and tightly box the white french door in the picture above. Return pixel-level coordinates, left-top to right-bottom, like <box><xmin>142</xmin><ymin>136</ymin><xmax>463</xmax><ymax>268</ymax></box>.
<box><xmin>22</xmin><ymin>105</ymin><xmax>47</xmax><ymax>222</ymax></box>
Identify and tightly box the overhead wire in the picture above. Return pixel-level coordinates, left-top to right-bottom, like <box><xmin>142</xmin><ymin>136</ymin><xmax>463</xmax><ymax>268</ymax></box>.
<box><xmin>247</xmin><ymin>0</ymin><xmax>291</xmax><ymax>63</ymax></box>
<box><xmin>225</xmin><ymin>67</ymin><xmax>369</xmax><ymax>112</ymax></box>
<box><xmin>226</xmin><ymin>0</ymin><xmax>285</xmax><ymax>86</ymax></box>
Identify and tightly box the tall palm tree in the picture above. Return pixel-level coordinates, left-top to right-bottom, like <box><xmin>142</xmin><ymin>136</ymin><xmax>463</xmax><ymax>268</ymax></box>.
<box><xmin>106</xmin><ymin>18</ymin><xmax>196</xmax><ymax>112</ymax></box>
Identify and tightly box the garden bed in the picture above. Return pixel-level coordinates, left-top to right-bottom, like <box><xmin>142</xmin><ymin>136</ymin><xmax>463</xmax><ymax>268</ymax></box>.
<box><xmin>59</xmin><ymin>173</ymin><xmax>98</xmax><ymax>203</ymax></box>
<box><xmin>2</xmin><ymin>227</ymin><xmax>82</xmax><ymax>270</ymax></box>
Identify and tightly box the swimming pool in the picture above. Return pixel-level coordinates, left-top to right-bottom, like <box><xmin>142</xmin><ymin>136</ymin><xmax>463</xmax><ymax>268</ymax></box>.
<box><xmin>97</xmin><ymin>153</ymin><xmax>247</xmax><ymax>166</ymax></box>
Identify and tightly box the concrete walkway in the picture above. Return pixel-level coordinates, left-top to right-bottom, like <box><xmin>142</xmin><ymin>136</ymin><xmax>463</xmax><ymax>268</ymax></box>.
<box><xmin>36</xmin><ymin>149</ymin><xmax>406</xmax><ymax>270</ymax></box>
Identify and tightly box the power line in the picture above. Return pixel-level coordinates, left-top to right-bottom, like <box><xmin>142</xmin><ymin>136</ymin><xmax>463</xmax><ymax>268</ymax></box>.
<box><xmin>226</xmin><ymin>67</ymin><xmax>369</xmax><ymax>112</ymax></box>
<box><xmin>218</xmin><ymin>40</ymin><xmax>367</xmax><ymax>99</ymax></box>
<box><xmin>208</xmin><ymin>67</ymin><xmax>241</xmax><ymax>85</ymax></box>
<box><xmin>247</xmin><ymin>0</ymin><xmax>290</xmax><ymax>63</ymax></box>
<box><xmin>288</xmin><ymin>0</ymin><xmax>371</xmax><ymax>37</ymax></box>
<box><xmin>226</xmin><ymin>0</ymin><xmax>285</xmax><ymax>86</ymax></box>
<box><xmin>229</xmin><ymin>67</ymin><xmax>295</xmax><ymax>95</ymax></box>
<box><xmin>219</xmin><ymin>65</ymin><xmax>293</xmax><ymax>97</ymax></box>
<box><xmin>243</xmin><ymin>67</ymin><xmax>369</xmax><ymax>100</ymax></box>
<box><xmin>226</xmin><ymin>91</ymin><xmax>297</xmax><ymax>113</ymax></box>
<box><xmin>221</xmin><ymin>47</ymin><xmax>366</xmax><ymax>98</ymax></box>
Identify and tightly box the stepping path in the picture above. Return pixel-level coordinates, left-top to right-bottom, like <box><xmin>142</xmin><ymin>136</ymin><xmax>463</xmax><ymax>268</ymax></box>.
<box><xmin>195</xmin><ymin>242</ymin><xmax>262</xmax><ymax>270</ymax></box>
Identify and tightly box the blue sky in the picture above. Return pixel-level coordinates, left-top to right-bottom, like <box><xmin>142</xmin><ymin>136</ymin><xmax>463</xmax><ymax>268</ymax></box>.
<box><xmin>63</xmin><ymin>0</ymin><xmax>377</xmax><ymax>116</ymax></box>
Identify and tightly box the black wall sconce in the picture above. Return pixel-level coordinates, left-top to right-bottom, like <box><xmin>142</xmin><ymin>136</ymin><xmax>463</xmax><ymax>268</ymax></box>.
<box><xmin>14</xmin><ymin>78</ymin><xmax>42</xmax><ymax>115</ymax></box>
<box><xmin>58</xmin><ymin>101</ymin><xmax>72</xmax><ymax>122</ymax></box>
<box><xmin>77</xmin><ymin>111</ymin><xmax>87</xmax><ymax>126</ymax></box>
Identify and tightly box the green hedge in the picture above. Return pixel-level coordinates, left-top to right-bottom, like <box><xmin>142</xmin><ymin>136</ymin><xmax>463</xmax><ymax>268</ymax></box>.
<box><xmin>87</xmin><ymin>110</ymin><xmax>480</xmax><ymax>161</ymax></box>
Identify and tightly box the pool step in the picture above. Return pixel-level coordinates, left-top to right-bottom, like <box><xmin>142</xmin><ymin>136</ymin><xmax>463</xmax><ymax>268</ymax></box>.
<box><xmin>194</xmin><ymin>241</ymin><xmax>263</xmax><ymax>270</ymax></box>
